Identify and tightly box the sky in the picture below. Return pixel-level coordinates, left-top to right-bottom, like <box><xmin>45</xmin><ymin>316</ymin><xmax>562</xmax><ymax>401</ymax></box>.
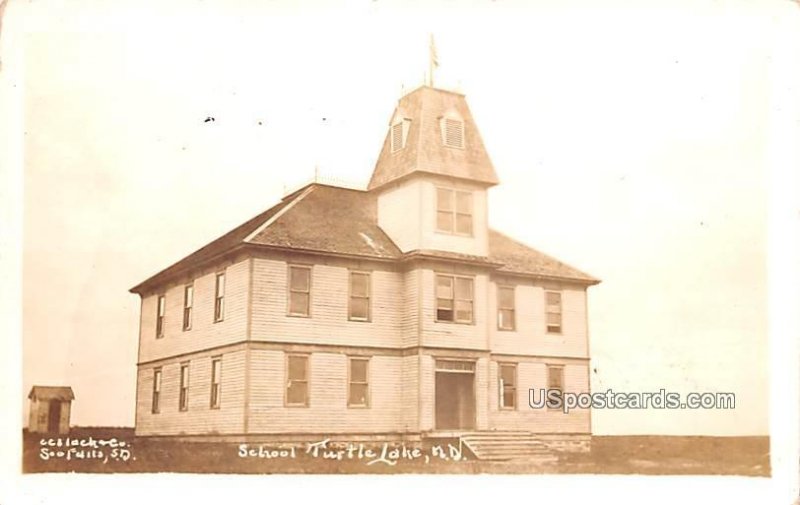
<box><xmin>8</xmin><ymin>0</ymin><xmax>798</xmax><ymax>435</ymax></box>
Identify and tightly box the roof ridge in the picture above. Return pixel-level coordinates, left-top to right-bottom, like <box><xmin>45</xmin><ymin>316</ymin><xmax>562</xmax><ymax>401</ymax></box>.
<box><xmin>243</xmin><ymin>185</ymin><xmax>316</xmax><ymax>243</ymax></box>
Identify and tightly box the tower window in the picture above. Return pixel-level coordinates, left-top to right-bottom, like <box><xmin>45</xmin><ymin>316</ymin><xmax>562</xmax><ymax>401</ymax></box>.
<box><xmin>436</xmin><ymin>187</ymin><xmax>473</xmax><ymax>235</ymax></box>
<box><xmin>441</xmin><ymin>117</ymin><xmax>464</xmax><ymax>149</ymax></box>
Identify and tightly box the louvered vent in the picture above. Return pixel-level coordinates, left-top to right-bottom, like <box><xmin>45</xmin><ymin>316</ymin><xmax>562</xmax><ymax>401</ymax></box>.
<box><xmin>443</xmin><ymin>118</ymin><xmax>464</xmax><ymax>149</ymax></box>
<box><xmin>391</xmin><ymin>122</ymin><xmax>404</xmax><ymax>152</ymax></box>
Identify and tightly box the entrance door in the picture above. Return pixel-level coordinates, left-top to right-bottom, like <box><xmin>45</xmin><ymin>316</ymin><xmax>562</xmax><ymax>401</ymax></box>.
<box><xmin>435</xmin><ymin>371</ymin><xmax>475</xmax><ymax>430</ymax></box>
<box><xmin>48</xmin><ymin>401</ymin><xmax>61</xmax><ymax>433</ymax></box>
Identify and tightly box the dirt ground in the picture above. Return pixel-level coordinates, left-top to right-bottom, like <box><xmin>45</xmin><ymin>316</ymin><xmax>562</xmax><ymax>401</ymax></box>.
<box><xmin>22</xmin><ymin>428</ymin><xmax>770</xmax><ymax>476</ymax></box>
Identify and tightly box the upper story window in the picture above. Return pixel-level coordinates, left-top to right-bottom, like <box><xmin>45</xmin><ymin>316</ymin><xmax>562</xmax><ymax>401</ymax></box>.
<box><xmin>497</xmin><ymin>285</ymin><xmax>516</xmax><ymax>331</ymax></box>
<box><xmin>546</xmin><ymin>365</ymin><xmax>564</xmax><ymax>410</ymax></box>
<box><xmin>183</xmin><ymin>284</ymin><xmax>193</xmax><ymax>331</ymax></box>
<box><xmin>214</xmin><ymin>272</ymin><xmax>225</xmax><ymax>322</ymax></box>
<box><xmin>288</xmin><ymin>265</ymin><xmax>311</xmax><ymax>317</ymax></box>
<box><xmin>151</xmin><ymin>368</ymin><xmax>162</xmax><ymax>414</ymax></box>
<box><xmin>436</xmin><ymin>274</ymin><xmax>474</xmax><ymax>324</ymax></box>
<box><xmin>391</xmin><ymin>118</ymin><xmax>411</xmax><ymax>152</ymax></box>
<box><xmin>498</xmin><ymin>363</ymin><xmax>517</xmax><ymax>410</ymax></box>
<box><xmin>348</xmin><ymin>357</ymin><xmax>370</xmax><ymax>407</ymax></box>
<box><xmin>436</xmin><ymin>187</ymin><xmax>473</xmax><ymax>235</ymax></box>
<box><xmin>545</xmin><ymin>291</ymin><xmax>562</xmax><ymax>334</ymax></box>
<box><xmin>210</xmin><ymin>357</ymin><xmax>222</xmax><ymax>409</ymax></box>
<box><xmin>286</xmin><ymin>354</ymin><xmax>309</xmax><ymax>407</ymax></box>
<box><xmin>440</xmin><ymin>115</ymin><xmax>464</xmax><ymax>149</ymax></box>
<box><xmin>349</xmin><ymin>271</ymin><xmax>371</xmax><ymax>321</ymax></box>
<box><xmin>155</xmin><ymin>295</ymin><xmax>166</xmax><ymax>339</ymax></box>
<box><xmin>179</xmin><ymin>363</ymin><xmax>190</xmax><ymax>412</ymax></box>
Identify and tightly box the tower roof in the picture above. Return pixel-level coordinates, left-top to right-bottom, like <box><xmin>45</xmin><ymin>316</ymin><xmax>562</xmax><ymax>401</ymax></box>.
<box><xmin>368</xmin><ymin>86</ymin><xmax>499</xmax><ymax>191</ymax></box>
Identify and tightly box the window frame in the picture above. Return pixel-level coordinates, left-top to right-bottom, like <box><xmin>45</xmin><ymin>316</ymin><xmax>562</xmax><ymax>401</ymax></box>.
<box><xmin>179</xmin><ymin>362</ymin><xmax>190</xmax><ymax>412</ymax></box>
<box><xmin>214</xmin><ymin>272</ymin><xmax>225</xmax><ymax>323</ymax></box>
<box><xmin>497</xmin><ymin>285</ymin><xmax>516</xmax><ymax>331</ymax></box>
<box><xmin>348</xmin><ymin>270</ymin><xmax>371</xmax><ymax>322</ymax></box>
<box><xmin>546</xmin><ymin>365</ymin><xmax>565</xmax><ymax>411</ymax></box>
<box><xmin>545</xmin><ymin>290</ymin><xmax>563</xmax><ymax>334</ymax></box>
<box><xmin>435</xmin><ymin>187</ymin><xmax>473</xmax><ymax>236</ymax></box>
<box><xmin>183</xmin><ymin>283</ymin><xmax>194</xmax><ymax>331</ymax></box>
<box><xmin>151</xmin><ymin>368</ymin><xmax>162</xmax><ymax>414</ymax></box>
<box><xmin>285</xmin><ymin>353</ymin><xmax>310</xmax><ymax>407</ymax></box>
<box><xmin>498</xmin><ymin>362</ymin><xmax>517</xmax><ymax>410</ymax></box>
<box><xmin>287</xmin><ymin>265</ymin><xmax>312</xmax><ymax>318</ymax></box>
<box><xmin>435</xmin><ymin>274</ymin><xmax>474</xmax><ymax>324</ymax></box>
<box><xmin>210</xmin><ymin>356</ymin><xmax>222</xmax><ymax>409</ymax></box>
<box><xmin>347</xmin><ymin>356</ymin><xmax>370</xmax><ymax>408</ymax></box>
<box><xmin>155</xmin><ymin>294</ymin><xmax>166</xmax><ymax>339</ymax></box>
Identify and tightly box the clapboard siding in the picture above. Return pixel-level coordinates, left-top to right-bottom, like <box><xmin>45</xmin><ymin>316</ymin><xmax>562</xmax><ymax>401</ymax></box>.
<box><xmin>401</xmin><ymin>354</ymin><xmax>420</xmax><ymax>430</ymax></box>
<box><xmin>487</xmin><ymin>360</ymin><xmax>591</xmax><ymax>433</ymax></box>
<box><xmin>250</xmin><ymin>259</ymin><xmax>404</xmax><ymax>348</ymax></box>
<box><xmin>420</xmin><ymin>269</ymin><xmax>490</xmax><ymax>350</ymax></box>
<box><xmin>135</xmin><ymin>350</ymin><xmax>246</xmax><ymax>436</ymax></box>
<box><xmin>401</xmin><ymin>269</ymin><xmax>421</xmax><ymax>347</ymax></box>
<box><xmin>138</xmin><ymin>260</ymin><xmax>250</xmax><ymax>363</ymax></box>
<box><xmin>419</xmin><ymin>354</ymin><xmax>435</xmax><ymax>431</ymax></box>
<box><xmin>248</xmin><ymin>350</ymin><xmax>404</xmax><ymax>433</ymax></box>
<box><xmin>376</xmin><ymin>178</ymin><xmax>422</xmax><ymax>253</ymax></box>
<box><xmin>489</xmin><ymin>281</ymin><xmax>588</xmax><ymax>358</ymax></box>
<box><xmin>475</xmin><ymin>357</ymin><xmax>489</xmax><ymax>430</ymax></box>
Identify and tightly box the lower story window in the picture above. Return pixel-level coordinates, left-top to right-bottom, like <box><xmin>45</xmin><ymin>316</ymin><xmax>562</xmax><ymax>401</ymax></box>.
<box><xmin>499</xmin><ymin>363</ymin><xmax>517</xmax><ymax>409</ymax></box>
<box><xmin>547</xmin><ymin>365</ymin><xmax>564</xmax><ymax>410</ymax></box>
<box><xmin>210</xmin><ymin>357</ymin><xmax>222</xmax><ymax>409</ymax></box>
<box><xmin>151</xmin><ymin>368</ymin><xmax>162</xmax><ymax>414</ymax></box>
<box><xmin>286</xmin><ymin>354</ymin><xmax>309</xmax><ymax>406</ymax></box>
<box><xmin>348</xmin><ymin>357</ymin><xmax>369</xmax><ymax>407</ymax></box>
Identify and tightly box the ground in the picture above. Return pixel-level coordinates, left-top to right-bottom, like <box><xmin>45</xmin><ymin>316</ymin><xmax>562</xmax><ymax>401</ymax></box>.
<box><xmin>22</xmin><ymin>428</ymin><xmax>770</xmax><ymax>476</ymax></box>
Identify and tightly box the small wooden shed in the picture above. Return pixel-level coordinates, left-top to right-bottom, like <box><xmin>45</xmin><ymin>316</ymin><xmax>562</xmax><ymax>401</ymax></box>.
<box><xmin>28</xmin><ymin>386</ymin><xmax>74</xmax><ymax>434</ymax></box>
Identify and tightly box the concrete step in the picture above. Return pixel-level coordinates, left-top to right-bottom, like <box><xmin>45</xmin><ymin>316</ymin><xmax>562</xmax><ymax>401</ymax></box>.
<box><xmin>460</xmin><ymin>432</ymin><xmax>558</xmax><ymax>462</ymax></box>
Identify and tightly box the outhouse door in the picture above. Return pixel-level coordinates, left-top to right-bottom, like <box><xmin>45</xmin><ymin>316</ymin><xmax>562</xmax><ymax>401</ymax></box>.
<box><xmin>48</xmin><ymin>400</ymin><xmax>61</xmax><ymax>432</ymax></box>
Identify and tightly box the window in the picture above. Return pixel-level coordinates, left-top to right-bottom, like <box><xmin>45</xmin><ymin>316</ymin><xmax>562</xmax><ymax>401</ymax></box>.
<box><xmin>546</xmin><ymin>291</ymin><xmax>562</xmax><ymax>333</ymax></box>
<box><xmin>498</xmin><ymin>363</ymin><xmax>517</xmax><ymax>409</ymax></box>
<box><xmin>441</xmin><ymin>117</ymin><xmax>464</xmax><ymax>149</ymax></box>
<box><xmin>436</xmin><ymin>188</ymin><xmax>472</xmax><ymax>235</ymax></box>
<box><xmin>349</xmin><ymin>271</ymin><xmax>370</xmax><ymax>321</ymax></box>
<box><xmin>547</xmin><ymin>365</ymin><xmax>564</xmax><ymax>410</ymax></box>
<box><xmin>183</xmin><ymin>284</ymin><xmax>193</xmax><ymax>331</ymax></box>
<box><xmin>214</xmin><ymin>272</ymin><xmax>225</xmax><ymax>322</ymax></box>
<box><xmin>286</xmin><ymin>354</ymin><xmax>309</xmax><ymax>406</ymax></box>
<box><xmin>348</xmin><ymin>357</ymin><xmax>369</xmax><ymax>407</ymax></box>
<box><xmin>436</xmin><ymin>275</ymin><xmax>473</xmax><ymax>323</ymax></box>
<box><xmin>210</xmin><ymin>357</ymin><xmax>222</xmax><ymax>409</ymax></box>
<box><xmin>155</xmin><ymin>295</ymin><xmax>166</xmax><ymax>338</ymax></box>
<box><xmin>179</xmin><ymin>363</ymin><xmax>190</xmax><ymax>411</ymax></box>
<box><xmin>288</xmin><ymin>266</ymin><xmax>311</xmax><ymax>316</ymax></box>
<box><xmin>498</xmin><ymin>286</ymin><xmax>515</xmax><ymax>330</ymax></box>
<box><xmin>151</xmin><ymin>368</ymin><xmax>162</xmax><ymax>414</ymax></box>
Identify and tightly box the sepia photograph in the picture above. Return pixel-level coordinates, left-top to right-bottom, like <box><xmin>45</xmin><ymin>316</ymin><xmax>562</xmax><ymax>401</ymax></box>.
<box><xmin>1</xmin><ymin>0</ymin><xmax>799</xmax><ymax>503</ymax></box>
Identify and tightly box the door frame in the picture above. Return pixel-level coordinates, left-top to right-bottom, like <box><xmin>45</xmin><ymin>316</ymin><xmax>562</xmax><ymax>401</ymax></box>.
<box><xmin>433</xmin><ymin>359</ymin><xmax>477</xmax><ymax>431</ymax></box>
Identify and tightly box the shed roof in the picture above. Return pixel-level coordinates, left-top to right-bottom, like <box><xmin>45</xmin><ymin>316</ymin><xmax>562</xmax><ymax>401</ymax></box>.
<box><xmin>131</xmin><ymin>183</ymin><xmax>598</xmax><ymax>293</ymax></box>
<box><xmin>28</xmin><ymin>386</ymin><xmax>75</xmax><ymax>402</ymax></box>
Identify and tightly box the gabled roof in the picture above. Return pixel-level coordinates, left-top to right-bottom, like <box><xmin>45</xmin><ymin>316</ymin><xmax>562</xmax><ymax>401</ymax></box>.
<box><xmin>28</xmin><ymin>386</ymin><xmax>75</xmax><ymax>402</ymax></box>
<box><xmin>130</xmin><ymin>183</ymin><xmax>597</xmax><ymax>293</ymax></box>
<box><xmin>368</xmin><ymin>86</ymin><xmax>499</xmax><ymax>190</ymax></box>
